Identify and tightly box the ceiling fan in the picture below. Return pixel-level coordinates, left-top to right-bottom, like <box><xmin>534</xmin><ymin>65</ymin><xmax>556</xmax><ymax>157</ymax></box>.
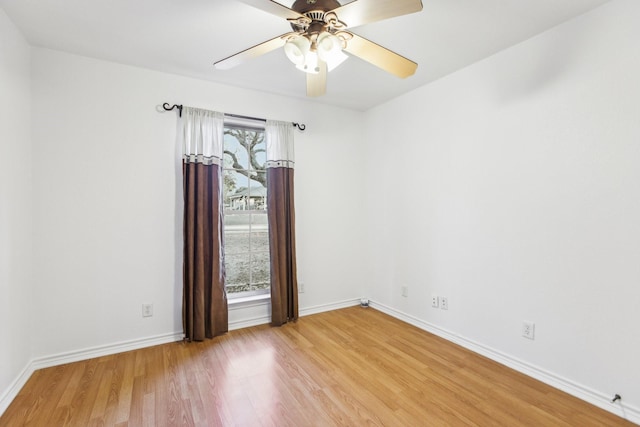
<box><xmin>214</xmin><ymin>0</ymin><xmax>423</xmax><ymax>97</ymax></box>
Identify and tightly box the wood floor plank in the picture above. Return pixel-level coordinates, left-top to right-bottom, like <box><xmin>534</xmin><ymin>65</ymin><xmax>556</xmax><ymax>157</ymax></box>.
<box><xmin>113</xmin><ymin>350</ymin><xmax>135</xmax><ymax>424</ymax></box>
<box><xmin>1</xmin><ymin>307</ymin><xmax>634</xmax><ymax>426</ymax></box>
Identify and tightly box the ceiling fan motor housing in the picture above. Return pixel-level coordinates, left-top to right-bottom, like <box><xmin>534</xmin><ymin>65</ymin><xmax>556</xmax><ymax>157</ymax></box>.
<box><xmin>289</xmin><ymin>0</ymin><xmax>347</xmax><ymax>37</ymax></box>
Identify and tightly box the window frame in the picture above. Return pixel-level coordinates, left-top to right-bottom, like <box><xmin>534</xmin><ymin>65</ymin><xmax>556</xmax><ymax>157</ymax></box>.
<box><xmin>222</xmin><ymin>117</ymin><xmax>271</xmax><ymax>301</ymax></box>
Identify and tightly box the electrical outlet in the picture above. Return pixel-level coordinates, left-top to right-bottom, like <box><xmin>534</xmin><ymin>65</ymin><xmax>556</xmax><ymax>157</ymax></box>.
<box><xmin>522</xmin><ymin>321</ymin><xmax>535</xmax><ymax>340</ymax></box>
<box><xmin>401</xmin><ymin>285</ymin><xmax>409</xmax><ymax>297</ymax></box>
<box><xmin>299</xmin><ymin>282</ymin><xmax>305</xmax><ymax>293</ymax></box>
<box><xmin>440</xmin><ymin>297</ymin><xmax>448</xmax><ymax>310</ymax></box>
<box><xmin>142</xmin><ymin>303</ymin><xmax>153</xmax><ymax>317</ymax></box>
<box><xmin>431</xmin><ymin>295</ymin><xmax>439</xmax><ymax>308</ymax></box>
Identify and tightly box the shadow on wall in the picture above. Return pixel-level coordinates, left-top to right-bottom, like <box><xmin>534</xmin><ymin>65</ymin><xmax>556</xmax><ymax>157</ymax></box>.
<box><xmin>487</xmin><ymin>9</ymin><xmax>607</xmax><ymax>105</ymax></box>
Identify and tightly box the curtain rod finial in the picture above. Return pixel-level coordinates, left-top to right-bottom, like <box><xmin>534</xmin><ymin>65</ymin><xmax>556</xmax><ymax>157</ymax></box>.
<box><xmin>163</xmin><ymin>103</ymin><xmax>183</xmax><ymax>117</ymax></box>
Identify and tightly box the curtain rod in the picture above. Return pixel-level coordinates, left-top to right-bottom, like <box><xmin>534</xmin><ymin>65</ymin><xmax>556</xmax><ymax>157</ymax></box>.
<box><xmin>162</xmin><ymin>103</ymin><xmax>306</xmax><ymax>132</ymax></box>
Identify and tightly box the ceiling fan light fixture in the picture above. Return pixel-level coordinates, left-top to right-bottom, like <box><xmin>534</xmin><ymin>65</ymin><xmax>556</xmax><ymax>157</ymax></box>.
<box><xmin>296</xmin><ymin>50</ymin><xmax>320</xmax><ymax>74</ymax></box>
<box><xmin>316</xmin><ymin>32</ymin><xmax>341</xmax><ymax>59</ymax></box>
<box><xmin>284</xmin><ymin>35</ymin><xmax>311</xmax><ymax>66</ymax></box>
<box><xmin>316</xmin><ymin>31</ymin><xmax>348</xmax><ymax>71</ymax></box>
<box><xmin>213</xmin><ymin>0</ymin><xmax>423</xmax><ymax>97</ymax></box>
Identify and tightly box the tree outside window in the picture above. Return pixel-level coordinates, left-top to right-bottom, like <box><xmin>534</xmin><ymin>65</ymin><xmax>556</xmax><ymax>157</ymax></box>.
<box><xmin>223</xmin><ymin>127</ymin><xmax>270</xmax><ymax>297</ymax></box>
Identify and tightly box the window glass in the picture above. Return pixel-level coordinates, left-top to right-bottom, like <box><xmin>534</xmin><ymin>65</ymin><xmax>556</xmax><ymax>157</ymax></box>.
<box><xmin>223</xmin><ymin>125</ymin><xmax>270</xmax><ymax>299</ymax></box>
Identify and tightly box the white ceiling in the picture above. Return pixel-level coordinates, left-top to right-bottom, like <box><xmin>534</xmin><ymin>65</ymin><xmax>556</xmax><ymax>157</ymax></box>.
<box><xmin>0</xmin><ymin>0</ymin><xmax>610</xmax><ymax>111</ymax></box>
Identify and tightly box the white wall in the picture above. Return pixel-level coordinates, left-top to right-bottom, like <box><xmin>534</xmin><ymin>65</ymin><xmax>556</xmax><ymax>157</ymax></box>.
<box><xmin>6</xmin><ymin>0</ymin><xmax>638</xmax><ymax>422</ymax></box>
<box><xmin>29</xmin><ymin>48</ymin><xmax>366</xmax><ymax>359</ymax></box>
<box><xmin>0</xmin><ymin>8</ymin><xmax>33</xmax><ymax>413</ymax></box>
<box><xmin>365</xmin><ymin>0</ymin><xmax>640</xmax><ymax>419</ymax></box>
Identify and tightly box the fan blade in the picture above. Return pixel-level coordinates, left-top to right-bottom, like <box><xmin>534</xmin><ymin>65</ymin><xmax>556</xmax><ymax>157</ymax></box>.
<box><xmin>333</xmin><ymin>0</ymin><xmax>423</xmax><ymax>28</ymax></box>
<box><xmin>344</xmin><ymin>33</ymin><xmax>417</xmax><ymax>78</ymax></box>
<box><xmin>307</xmin><ymin>61</ymin><xmax>327</xmax><ymax>97</ymax></box>
<box><xmin>214</xmin><ymin>35</ymin><xmax>288</xmax><ymax>70</ymax></box>
<box><xmin>237</xmin><ymin>0</ymin><xmax>305</xmax><ymax>20</ymax></box>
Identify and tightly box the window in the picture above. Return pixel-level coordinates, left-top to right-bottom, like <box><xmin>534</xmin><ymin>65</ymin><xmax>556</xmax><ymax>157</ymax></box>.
<box><xmin>222</xmin><ymin>120</ymin><xmax>270</xmax><ymax>299</ymax></box>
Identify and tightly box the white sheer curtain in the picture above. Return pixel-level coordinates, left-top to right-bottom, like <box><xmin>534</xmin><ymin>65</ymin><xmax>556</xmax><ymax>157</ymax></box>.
<box><xmin>266</xmin><ymin>120</ymin><xmax>295</xmax><ymax>168</ymax></box>
<box><xmin>181</xmin><ymin>107</ymin><xmax>224</xmax><ymax>163</ymax></box>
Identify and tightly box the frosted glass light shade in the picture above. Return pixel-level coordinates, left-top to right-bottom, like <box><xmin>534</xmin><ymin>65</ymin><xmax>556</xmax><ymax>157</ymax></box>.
<box><xmin>296</xmin><ymin>51</ymin><xmax>319</xmax><ymax>74</ymax></box>
<box><xmin>316</xmin><ymin>32</ymin><xmax>348</xmax><ymax>71</ymax></box>
<box><xmin>284</xmin><ymin>36</ymin><xmax>311</xmax><ymax>66</ymax></box>
<box><xmin>316</xmin><ymin>32</ymin><xmax>341</xmax><ymax>61</ymax></box>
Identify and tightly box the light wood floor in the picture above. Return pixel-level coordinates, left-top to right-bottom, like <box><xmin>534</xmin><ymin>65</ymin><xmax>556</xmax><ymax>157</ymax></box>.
<box><xmin>1</xmin><ymin>307</ymin><xmax>633</xmax><ymax>426</ymax></box>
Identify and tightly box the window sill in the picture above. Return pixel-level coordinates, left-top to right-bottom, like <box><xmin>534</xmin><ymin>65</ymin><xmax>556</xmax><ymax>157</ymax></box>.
<box><xmin>228</xmin><ymin>293</ymin><xmax>270</xmax><ymax>307</ymax></box>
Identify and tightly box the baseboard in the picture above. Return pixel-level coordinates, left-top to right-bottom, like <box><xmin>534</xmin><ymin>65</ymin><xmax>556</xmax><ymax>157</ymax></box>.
<box><xmin>300</xmin><ymin>298</ymin><xmax>361</xmax><ymax>317</ymax></box>
<box><xmin>228</xmin><ymin>296</ymin><xmax>271</xmax><ymax>330</ymax></box>
<box><xmin>30</xmin><ymin>331</ymin><xmax>184</xmax><ymax>371</ymax></box>
<box><xmin>370</xmin><ymin>300</ymin><xmax>640</xmax><ymax>425</ymax></box>
<box><xmin>0</xmin><ymin>363</ymin><xmax>34</xmax><ymax>416</ymax></box>
<box><xmin>0</xmin><ymin>331</ymin><xmax>183</xmax><ymax>418</ymax></box>
<box><xmin>229</xmin><ymin>314</ymin><xmax>271</xmax><ymax>331</ymax></box>
<box><xmin>228</xmin><ymin>298</ymin><xmax>361</xmax><ymax>330</ymax></box>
